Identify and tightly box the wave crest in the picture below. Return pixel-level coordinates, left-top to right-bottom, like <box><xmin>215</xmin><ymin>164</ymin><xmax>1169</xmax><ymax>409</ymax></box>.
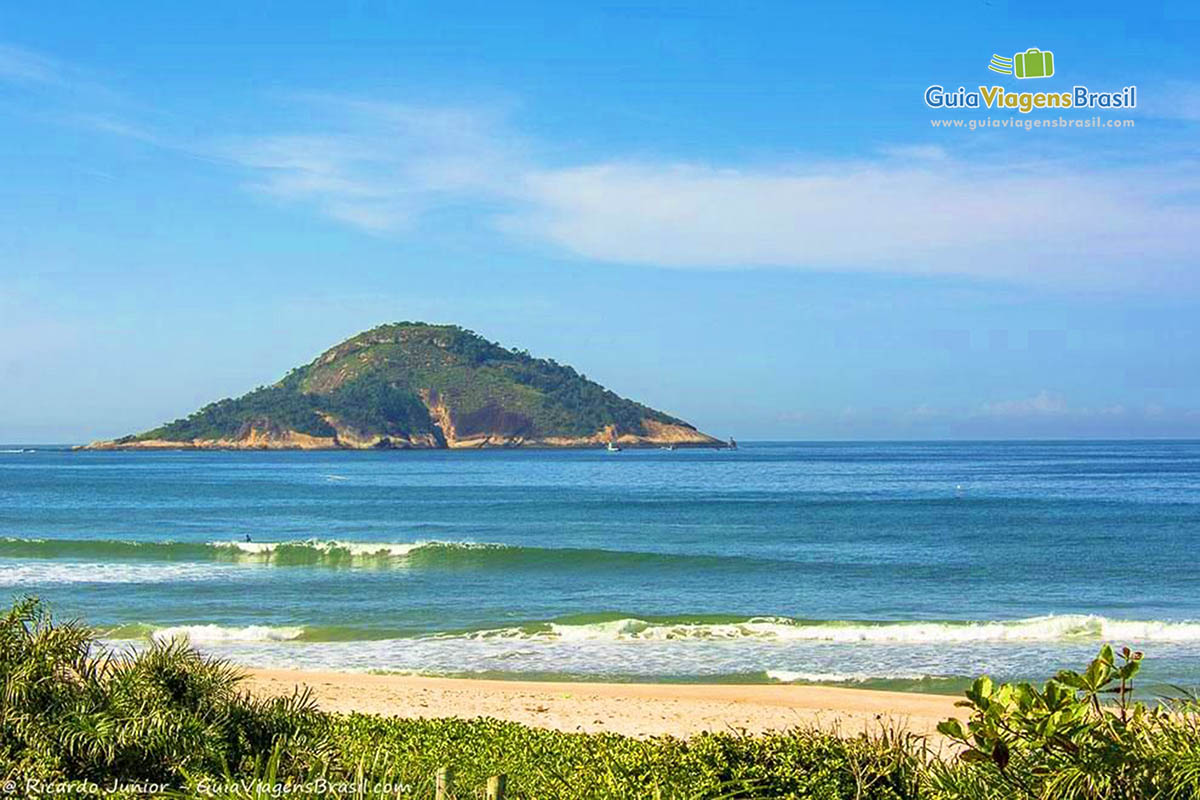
<box><xmin>0</xmin><ymin>537</ymin><xmax>747</xmax><ymax>571</ymax></box>
<box><xmin>150</xmin><ymin>624</ymin><xmax>306</xmax><ymax>644</ymax></box>
<box><xmin>454</xmin><ymin>614</ymin><xmax>1200</xmax><ymax>644</ymax></box>
<box><xmin>96</xmin><ymin>613</ymin><xmax>1200</xmax><ymax>646</ymax></box>
<box><xmin>0</xmin><ymin>536</ymin><xmax>503</xmax><ymax>567</ymax></box>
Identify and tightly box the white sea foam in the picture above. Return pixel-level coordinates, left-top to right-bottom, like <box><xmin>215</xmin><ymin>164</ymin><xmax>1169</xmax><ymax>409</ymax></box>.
<box><xmin>208</xmin><ymin>539</ymin><xmax>481</xmax><ymax>559</ymax></box>
<box><xmin>765</xmin><ymin>669</ymin><xmax>931</xmax><ymax>683</ymax></box>
<box><xmin>1</xmin><ymin>536</ymin><xmax>504</xmax><ymax>565</ymax></box>
<box><xmin>113</xmin><ymin>621</ymin><xmax>1200</xmax><ymax>684</ymax></box>
<box><xmin>455</xmin><ymin>615</ymin><xmax>1200</xmax><ymax>644</ymax></box>
<box><xmin>150</xmin><ymin>624</ymin><xmax>306</xmax><ymax>644</ymax></box>
<box><xmin>0</xmin><ymin>561</ymin><xmax>233</xmax><ymax>585</ymax></box>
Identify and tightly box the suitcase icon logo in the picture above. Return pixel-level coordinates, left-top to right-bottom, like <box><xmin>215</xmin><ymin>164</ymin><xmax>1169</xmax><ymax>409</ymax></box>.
<box><xmin>988</xmin><ymin>48</ymin><xmax>1055</xmax><ymax>79</ymax></box>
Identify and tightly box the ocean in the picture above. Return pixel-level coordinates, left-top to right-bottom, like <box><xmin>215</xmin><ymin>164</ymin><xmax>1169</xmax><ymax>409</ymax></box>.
<box><xmin>2</xmin><ymin>441</ymin><xmax>1198</xmax><ymax>694</ymax></box>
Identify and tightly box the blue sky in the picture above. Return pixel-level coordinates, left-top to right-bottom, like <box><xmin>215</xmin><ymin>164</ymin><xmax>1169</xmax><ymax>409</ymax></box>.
<box><xmin>2</xmin><ymin>1</ymin><xmax>1199</xmax><ymax>442</ymax></box>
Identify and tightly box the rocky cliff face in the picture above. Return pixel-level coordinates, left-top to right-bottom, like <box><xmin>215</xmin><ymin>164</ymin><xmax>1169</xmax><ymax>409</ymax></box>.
<box><xmin>82</xmin><ymin>323</ymin><xmax>723</xmax><ymax>451</ymax></box>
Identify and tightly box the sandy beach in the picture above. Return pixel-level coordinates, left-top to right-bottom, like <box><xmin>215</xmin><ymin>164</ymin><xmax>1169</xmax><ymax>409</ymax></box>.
<box><xmin>246</xmin><ymin>669</ymin><xmax>964</xmax><ymax>741</ymax></box>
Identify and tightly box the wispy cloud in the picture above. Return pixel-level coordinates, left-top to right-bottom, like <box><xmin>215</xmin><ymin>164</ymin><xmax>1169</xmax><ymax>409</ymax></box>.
<box><xmin>4</xmin><ymin>42</ymin><xmax>1198</xmax><ymax>290</ymax></box>
<box><xmin>0</xmin><ymin>41</ymin><xmax>146</xmax><ymax>140</ymax></box>
<box><xmin>777</xmin><ymin>392</ymin><xmax>1200</xmax><ymax>438</ymax></box>
<box><xmin>964</xmin><ymin>391</ymin><xmax>1198</xmax><ymax>436</ymax></box>
<box><xmin>221</xmin><ymin>97</ymin><xmax>1200</xmax><ymax>289</ymax></box>
<box><xmin>509</xmin><ymin>159</ymin><xmax>1198</xmax><ymax>287</ymax></box>
<box><xmin>0</xmin><ymin>43</ymin><xmax>63</xmax><ymax>84</ymax></box>
<box><xmin>224</xmin><ymin>98</ymin><xmax>522</xmax><ymax>231</ymax></box>
<box><xmin>978</xmin><ymin>390</ymin><xmax>1070</xmax><ymax>418</ymax></box>
<box><xmin>65</xmin><ymin>112</ymin><xmax>162</xmax><ymax>144</ymax></box>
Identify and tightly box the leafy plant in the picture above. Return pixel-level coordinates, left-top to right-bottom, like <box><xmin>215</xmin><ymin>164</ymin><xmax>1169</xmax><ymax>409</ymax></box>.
<box><xmin>934</xmin><ymin>644</ymin><xmax>1200</xmax><ymax>799</ymax></box>
<box><xmin>0</xmin><ymin>597</ymin><xmax>324</xmax><ymax>786</ymax></box>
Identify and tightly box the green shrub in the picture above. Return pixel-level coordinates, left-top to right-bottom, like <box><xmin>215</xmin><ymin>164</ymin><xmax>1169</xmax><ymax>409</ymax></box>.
<box><xmin>0</xmin><ymin>597</ymin><xmax>324</xmax><ymax>786</ymax></box>
<box><xmin>934</xmin><ymin>644</ymin><xmax>1200</xmax><ymax>799</ymax></box>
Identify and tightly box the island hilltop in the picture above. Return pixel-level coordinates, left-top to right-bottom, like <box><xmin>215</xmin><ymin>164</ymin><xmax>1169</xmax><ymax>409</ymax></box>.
<box><xmin>82</xmin><ymin>322</ymin><xmax>722</xmax><ymax>450</ymax></box>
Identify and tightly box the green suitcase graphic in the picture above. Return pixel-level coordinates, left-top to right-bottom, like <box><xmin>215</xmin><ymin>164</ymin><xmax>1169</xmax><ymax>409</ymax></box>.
<box><xmin>1014</xmin><ymin>48</ymin><xmax>1054</xmax><ymax>79</ymax></box>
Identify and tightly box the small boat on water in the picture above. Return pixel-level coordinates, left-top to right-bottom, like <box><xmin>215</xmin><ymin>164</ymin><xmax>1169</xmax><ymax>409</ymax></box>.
<box><xmin>606</xmin><ymin>440</ymin><xmax>622</xmax><ymax>452</ymax></box>
<box><xmin>727</xmin><ymin>437</ymin><xmax>737</xmax><ymax>450</ymax></box>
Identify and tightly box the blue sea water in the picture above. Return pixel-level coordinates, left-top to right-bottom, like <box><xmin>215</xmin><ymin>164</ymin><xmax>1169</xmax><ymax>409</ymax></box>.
<box><xmin>1</xmin><ymin>441</ymin><xmax>1198</xmax><ymax>692</ymax></box>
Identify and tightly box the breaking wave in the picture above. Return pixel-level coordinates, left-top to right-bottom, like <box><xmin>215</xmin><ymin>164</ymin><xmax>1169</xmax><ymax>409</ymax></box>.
<box><xmin>0</xmin><ymin>562</ymin><xmax>231</xmax><ymax>586</ymax></box>
<box><xmin>0</xmin><ymin>537</ymin><xmax>751</xmax><ymax>570</ymax></box>
<box><xmin>0</xmin><ymin>537</ymin><xmax>489</xmax><ymax>566</ymax></box>
<box><xmin>765</xmin><ymin>669</ymin><xmax>931</xmax><ymax>683</ymax></box>
<box><xmin>98</xmin><ymin>613</ymin><xmax>1200</xmax><ymax>645</ymax></box>
<box><xmin>451</xmin><ymin>614</ymin><xmax>1200</xmax><ymax>644</ymax></box>
<box><xmin>149</xmin><ymin>624</ymin><xmax>307</xmax><ymax>644</ymax></box>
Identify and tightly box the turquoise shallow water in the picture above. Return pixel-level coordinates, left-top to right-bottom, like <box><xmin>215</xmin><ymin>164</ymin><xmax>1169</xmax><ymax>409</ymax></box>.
<box><xmin>2</xmin><ymin>441</ymin><xmax>1198</xmax><ymax>691</ymax></box>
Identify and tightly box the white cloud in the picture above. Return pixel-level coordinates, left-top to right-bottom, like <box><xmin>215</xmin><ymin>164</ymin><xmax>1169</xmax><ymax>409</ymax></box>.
<box><xmin>977</xmin><ymin>390</ymin><xmax>1069</xmax><ymax>418</ymax></box>
<box><xmin>958</xmin><ymin>391</ymin><xmax>1194</xmax><ymax>435</ymax></box>
<box><xmin>509</xmin><ymin>159</ymin><xmax>1198</xmax><ymax>286</ymax></box>
<box><xmin>3</xmin><ymin>41</ymin><xmax>1197</xmax><ymax>289</ymax></box>
<box><xmin>221</xmin><ymin>97</ymin><xmax>1199</xmax><ymax>289</ymax></box>
<box><xmin>775</xmin><ymin>393</ymin><xmax>1200</xmax><ymax>438</ymax></box>
<box><xmin>224</xmin><ymin>99</ymin><xmax>522</xmax><ymax>232</ymax></box>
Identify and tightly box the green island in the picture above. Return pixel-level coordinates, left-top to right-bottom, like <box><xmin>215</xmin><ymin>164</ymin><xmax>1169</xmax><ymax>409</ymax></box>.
<box><xmin>5</xmin><ymin>598</ymin><xmax>1200</xmax><ymax>800</ymax></box>
<box><xmin>82</xmin><ymin>322</ymin><xmax>721</xmax><ymax>451</ymax></box>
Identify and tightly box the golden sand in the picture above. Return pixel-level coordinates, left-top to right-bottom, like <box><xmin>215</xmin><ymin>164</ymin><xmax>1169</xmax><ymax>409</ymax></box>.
<box><xmin>246</xmin><ymin>669</ymin><xmax>964</xmax><ymax>741</ymax></box>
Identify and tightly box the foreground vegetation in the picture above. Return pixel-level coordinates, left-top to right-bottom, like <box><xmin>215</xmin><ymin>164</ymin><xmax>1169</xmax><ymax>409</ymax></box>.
<box><xmin>4</xmin><ymin>598</ymin><xmax>1200</xmax><ymax>798</ymax></box>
